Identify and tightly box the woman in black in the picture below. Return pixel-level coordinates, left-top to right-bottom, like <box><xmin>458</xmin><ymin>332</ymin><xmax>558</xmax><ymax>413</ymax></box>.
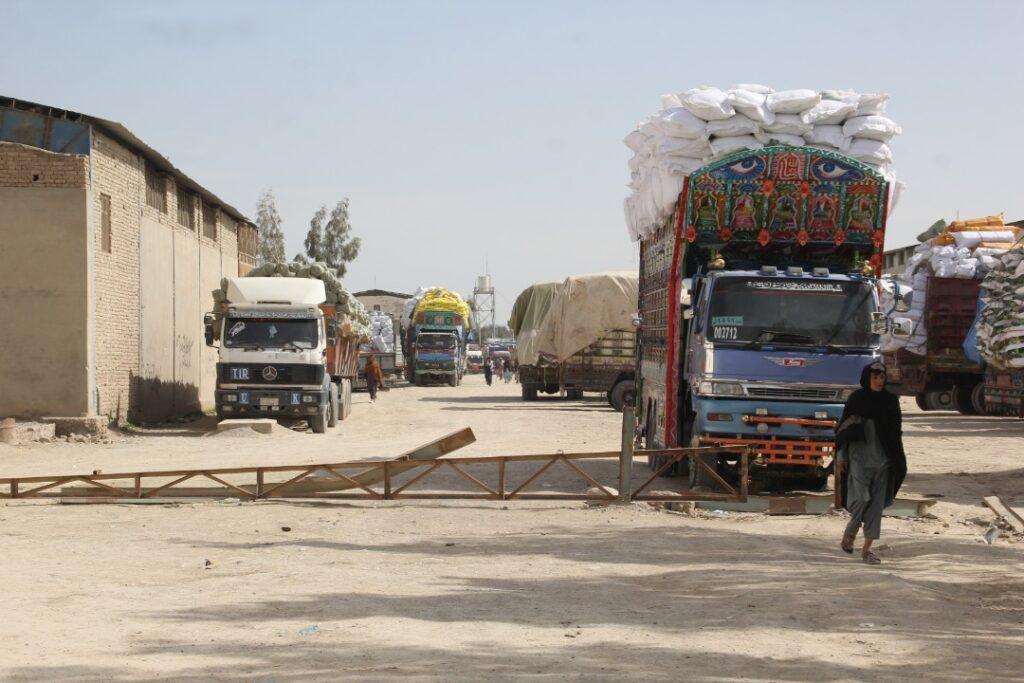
<box><xmin>835</xmin><ymin>361</ymin><xmax>907</xmax><ymax>565</ymax></box>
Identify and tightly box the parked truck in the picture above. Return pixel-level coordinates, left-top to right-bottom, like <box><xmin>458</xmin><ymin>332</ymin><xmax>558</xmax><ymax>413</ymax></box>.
<box><xmin>510</xmin><ymin>273</ymin><xmax>638</xmax><ymax>411</ymax></box>
<box><xmin>636</xmin><ymin>145</ymin><xmax>893</xmax><ymax>492</ymax></box>
<box><xmin>355</xmin><ymin>312</ymin><xmax>405</xmax><ymax>390</ymax></box>
<box><xmin>204</xmin><ymin>277</ymin><xmax>360</xmax><ymax>432</ymax></box>
<box><xmin>407</xmin><ymin>308</ymin><xmax>468</xmax><ymax>386</ymax></box>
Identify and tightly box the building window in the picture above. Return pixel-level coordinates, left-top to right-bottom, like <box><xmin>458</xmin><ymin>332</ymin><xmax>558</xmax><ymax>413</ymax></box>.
<box><xmin>145</xmin><ymin>164</ymin><xmax>167</xmax><ymax>213</ymax></box>
<box><xmin>202</xmin><ymin>203</ymin><xmax>217</xmax><ymax>240</ymax></box>
<box><xmin>100</xmin><ymin>193</ymin><xmax>112</xmax><ymax>253</ymax></box>
<box><xmin>177</xmin><ymin>187</ymin><xmax>196</xmax><ymax>229</ymax></box>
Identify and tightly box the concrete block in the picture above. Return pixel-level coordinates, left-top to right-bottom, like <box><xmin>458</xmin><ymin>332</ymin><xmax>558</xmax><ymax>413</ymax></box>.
<box><xmin>41</xmin><ymin>416</ymin><xmax>109</xmax><ymax>437</ymax></box>
<box><xmin>14</xmin><ymin>421</ymin><xmax>56</xmax><ymax>443</ymax></box>
<box><xmin>216</xmin><ymin>419</ymin><xmax>276</xmax><ymax>434</ymax></box>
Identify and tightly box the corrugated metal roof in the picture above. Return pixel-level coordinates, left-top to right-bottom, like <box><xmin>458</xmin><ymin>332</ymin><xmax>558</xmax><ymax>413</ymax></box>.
<box><xmin>0</xmin><ymin>95</ymin><xmax>254</xmax><ymax>226</ymax></box>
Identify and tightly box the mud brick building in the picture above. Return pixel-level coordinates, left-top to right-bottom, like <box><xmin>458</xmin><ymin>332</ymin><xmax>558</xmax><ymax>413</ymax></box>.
<box><xmin>0</xmin><ymin>96</ymin><xmax>259</xmax><ymax>424</ymax></box>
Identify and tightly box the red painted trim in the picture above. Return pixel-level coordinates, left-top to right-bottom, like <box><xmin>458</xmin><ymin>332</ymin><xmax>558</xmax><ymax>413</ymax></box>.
<box><xmin>664</xmin><ymin>177</ymin><xmax>689</xmax><ymax>447</ymax></box>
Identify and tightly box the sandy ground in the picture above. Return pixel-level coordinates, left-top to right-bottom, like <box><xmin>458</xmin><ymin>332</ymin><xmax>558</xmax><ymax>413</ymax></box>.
<box><xmin>1</xmin><ymin>375</ymin><xmax>1023</xmax><ymax>681</ymax></box>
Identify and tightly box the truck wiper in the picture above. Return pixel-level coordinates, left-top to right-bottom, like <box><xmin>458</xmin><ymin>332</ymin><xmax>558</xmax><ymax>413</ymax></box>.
<box><xmin>743</xmin><ymin>329</ymin><xmax>817</xmax><ymax>348</ymax></box>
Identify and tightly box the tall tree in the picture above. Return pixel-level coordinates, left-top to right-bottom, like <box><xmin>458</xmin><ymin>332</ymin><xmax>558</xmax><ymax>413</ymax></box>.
<box><xmin>255</xmin><ymin>189</ymin><xmax>286</xmax><ymax>265</ymax></box>
<box><xmin>304</xmin><ymin>206</ymin><xmax>327</xmax><ymax>264</ymax></box>
<box><xmin>321</xmin><ymin>198</ymin><xmax>361</xmax><ymax>277</ymax></box>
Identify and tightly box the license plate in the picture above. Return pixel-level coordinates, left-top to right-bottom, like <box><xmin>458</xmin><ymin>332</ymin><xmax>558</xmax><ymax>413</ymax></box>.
<box><xmin>259</xmin><ymin>397</ymin><xmax>280</xmax><ymax>407</ymax></box>
<box><xmin>230</xmin><ymin>367</ymin><xmax>250</xmax><ymax>380</ymax></box>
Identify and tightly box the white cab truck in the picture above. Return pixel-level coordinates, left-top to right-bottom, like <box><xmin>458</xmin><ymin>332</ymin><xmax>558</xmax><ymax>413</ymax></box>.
<box><xmin>204</xmin><ymin>277</ymin><xmax>359</xmax><ymax>433</ymax></box>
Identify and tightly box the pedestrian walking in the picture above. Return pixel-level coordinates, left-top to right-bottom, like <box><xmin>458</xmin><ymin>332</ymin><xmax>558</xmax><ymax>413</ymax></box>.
<box><xmin>835</xmin><ymin>361</ymin><xmax>907</xmax><ymax>565</ymax></box>
<box><xmin>484</xmin><ymin>357</ymin><xmax>493</xmax><ymax>386</ymax></box>
<box><xmin>365</xmin><ymin>355</ymin><xmax>385</xmax><ymax>402</ymax></box>
<box><xmin>503</xmin><ymin>358</ymin><xmax>512</xmax><ymax>383</ymax></box>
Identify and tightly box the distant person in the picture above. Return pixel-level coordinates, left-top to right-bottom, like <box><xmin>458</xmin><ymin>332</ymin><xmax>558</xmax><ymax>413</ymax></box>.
<box><xmin>484</xmin><ymin>357</ymin><xmax>493</xmax><ymax>386</ymax></box>
<box><xmin>503</xmin><ymin>358</ymin><xmax>512</xmax><ymax>383</ymax></box>
<box><xmin>365</xmin><ymin>355</ymin><xmax>385</xmax><ymax>402</ymax></box>
<box><xmin>835</xmin><ymin>362</ymin><xmax>907</xmax><ymax>565</ymax></box>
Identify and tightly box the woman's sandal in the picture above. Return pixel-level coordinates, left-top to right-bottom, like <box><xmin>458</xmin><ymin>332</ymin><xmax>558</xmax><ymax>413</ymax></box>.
<box><xmin>841</xmin><ymin>533</ymin><xmax>855</xmax><ymax>554</ymax></box>
<box><xmin>862</xmin><ymin>550</ymin><xmax>881</xmax><ymax>565</ymax></box>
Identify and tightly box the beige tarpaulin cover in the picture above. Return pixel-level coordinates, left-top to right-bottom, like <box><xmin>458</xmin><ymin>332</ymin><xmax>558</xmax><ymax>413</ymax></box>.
<box><xmin>509</xmin><ymin>280</ymin><xmax>562</xmax><ymax>366</ymax></box>
<box><xmin>518</xmin><ymin>271</ymin><xmax>638</xmax><ymax>366</ymax></box>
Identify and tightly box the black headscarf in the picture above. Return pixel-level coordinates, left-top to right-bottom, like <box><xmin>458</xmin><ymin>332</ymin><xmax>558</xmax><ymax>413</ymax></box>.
<box><xmin>837</xmin><ymin>362</ymin><xmax>907</xmax><ymax>508</ymax></box>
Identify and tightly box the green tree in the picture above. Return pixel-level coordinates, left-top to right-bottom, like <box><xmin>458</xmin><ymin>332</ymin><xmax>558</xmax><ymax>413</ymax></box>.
<box><xmin>303</xmin><ymin>206</ymin><xmax>327</xmax><ymax>263</ymax></box>
<box><xmin>322</xmin><ymin>198</ymin><xmax>361</xmax><ymax>277</ymax></box>
<box><xmin>255</xmin><ymin>189</ymin><xmax>286</xmax><ymax>265</ymax></box>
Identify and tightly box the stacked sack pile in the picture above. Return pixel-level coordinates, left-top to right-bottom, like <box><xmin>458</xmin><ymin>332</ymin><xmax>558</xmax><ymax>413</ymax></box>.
<box><xmin>886</xmin><ymin>216</ymin><xmax>1022</xmax><ymax>356</ymax></box>
<box><xmin>210</xmin><ymin>261</ymin><xmax>372</xmax><ymax>341</ymax></box>
<box><xmin>410</xmin><ymin>287</ymin><xmax>472</xmax><ymax>329</ymax></box>
<box><xmin>403</xmin><ymin>285</ymin><xmax>438</xmax><ymax>323</ymax></box>
<box><xmin>977</xmin><ymin>241</ymin><xmax>1024</xmax><ymax>369</ymax></box>
<box><xmin>365</xmin><ymin>310</ymin><xmax>396</xmax><ymax>353</ymax></box>
<box><xmin>624</xmin><ymin>84</ymin><xmax>902</xmax><ymax>240</ymax></box>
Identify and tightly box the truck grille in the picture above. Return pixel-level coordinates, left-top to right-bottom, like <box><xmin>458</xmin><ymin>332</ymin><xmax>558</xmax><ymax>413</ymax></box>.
<box><xmin>745</xmin><ymin>386</ymin><xmax>839</xmax><ymax>401</ymax></box>
<box><xmin>220</xmin><ymin>364</ymin><xmax>324</xmax><ymax>385</ymax></box>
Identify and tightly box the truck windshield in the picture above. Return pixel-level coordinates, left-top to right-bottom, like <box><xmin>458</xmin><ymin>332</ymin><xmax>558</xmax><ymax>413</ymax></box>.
<box><xmin>706</xmin><ymin>277</ymin><xmax>876</xmax><ymax>348</ymax></box>
<box><xmin>418</xmin><ymin>335</ymin><xmax>456</xmax><ymax>350</ymax></box>
<box><xmin>223</xmin><ymin>318</ymin><xmax>319</xmax><ymax>349</ymax></box>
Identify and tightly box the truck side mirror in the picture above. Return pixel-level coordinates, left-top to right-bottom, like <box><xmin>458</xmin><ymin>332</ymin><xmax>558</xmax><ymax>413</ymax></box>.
<box><xmin>326</xmin><ymin>318</ymin><xmax>338</xmax><ymax>345</ymax></box>
<box><xmin>893</xmin><ymin>288</ymin><xmax>911</xmax><ymax>313</ymax></box>
<box><xmin>870</xmin><ymin>311</ymin><xmax>887</xmax><ymax>335</ymax></box>
<box><xmin>203</xmin><ymin>313</ymin><xmax>217</xmax><ymax>347</ymax></box>
<box><xmin>890</xmin><ymin>317</ymin><xmax>914</xmax><ymax>339</ymax></box>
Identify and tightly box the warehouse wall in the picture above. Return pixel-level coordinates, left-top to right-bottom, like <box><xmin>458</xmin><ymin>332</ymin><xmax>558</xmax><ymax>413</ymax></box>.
<box><xmin>0</xmin><ymin>143</ymin><xmax>91</xmax><ymax>417</ymax></box>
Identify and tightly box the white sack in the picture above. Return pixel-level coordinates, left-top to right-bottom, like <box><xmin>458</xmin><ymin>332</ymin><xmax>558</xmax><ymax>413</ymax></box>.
<box><xmin>766</xmin><ymin>89</ymin><xmax>820</xmax><ymax>114</ymax></box>
<box><xmin>660</xmin><ymin>93</ymin><xmax>683</xmax><ymax>110</ymax></box>
<box><xmin>654</xmin><ymin>136</ymin><xmax>712</xmax><ymax>158</ymax></box>
<box><xmin>624</xmin><ymin>130</ymin><xmax>647</xmax><ymax>152</ymax></box>
<box><xmin>706</xmin><ymin>114</ymin><xmax>760</xmax><ymax>137</ymax></box>
<box><xmin>764</xmin><ymin>114</ymin><xmax>811</xmax><ymax>135</ymax></box>
<box><xmin>653</xmin><ymin>108</ymin><xmax>707</xmax><ymax>139</ymax></box>
<box><xmin>801</xmin><ymin>99</ymin><xmax>857</xmax><ymax>124</ymax></box>
<box><xmin>821</xmin><ymin>89</ymin><xmax>860</xmax><ymax>104</ymax></box>
<box><xmin>843</xmin><ymin>115</ymin><xmax>902</xmax><ymax>142</ymax></box>
<box><xmin>804</xmin><ymin>124</ymin><xmax>849</xmax><ymax>149</ymax></box>
<box><xmin>847</xmin><ymin>138</ymin><xmax>893</xmax><ymax>165</ymax></box>
<box><xmin>709</xmin><ymin>135</ymin><xmax>762</xmax><ymax>156</ymax></box>
<box><xmin>952</xmin><ymin>230</ymin><xmax>1017</xmax><ymax>248</ymax></box>
<box><xmin>726</xmin><ymin>89</ymin><xmax>774</xmax><ymax>125</ymax></box>
<box><xmin>755</xmin><ymin>131</ymin><xmax>805</xmax><ymax>146</ymax></box>
<box><xmin>680</xmin><ymin>87</ymin><xmax>735</xmax><ymax>120</ymax></box>
<box><xmin>856</xmin><ymin>93</ymin><xmax>889</xmax><ymax>116</ymax></box>
<box><xmin>730</xmin><ymin>83</ymin><xmax>774</xmax><ymax>94</ymax></box>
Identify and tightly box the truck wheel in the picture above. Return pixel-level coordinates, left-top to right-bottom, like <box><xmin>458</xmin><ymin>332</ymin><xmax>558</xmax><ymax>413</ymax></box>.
<box><xmin>521</xmin><ymin>384</ymin><xmax>538</xmax><ymax>401</ymax></box>
<box><xmin>609</xmin><ymin>380</ymin><xmax>637</xmax><ymax>413</ymax></box>
<box><xmin>688</xmin><ymin>432</ymin><xmax>718</xmax><ymax>490</ymax></box>
<box><xmin>448</xmin><ymin>374</ymin><xmax>458</xmax><ymax>387</ymax></box>
<box><xmin>925</xmin><ymin>388</ymin><xmax>954</xmax><ymax>411</ymax></box>
<box><xmin>415</xmin><ymin>375</ymin><xmax>425</xmax><ymax>387</ymax></box>
<box><xmin>328</xmin><ymin>383</ymin><xmax>339</xmax><ymax>427</ymax></box>
<box><xmin>971</xmin><ymin>382</ymin><xmax>987</xmax><ymax>414</ymax></box>
<box><xmin>915</xmin><ymin>393</ymin><xmax>929</xmax><ymax>411</ymax></box>
<box><xmin>953</xmin><ymin>383</ymin><xmax>978</xmax><ymax>415</ymax></box>
<box><xmin>310</xmin><ymin>406</ymin><xmax>328</xmax><ymax>434</ymax></box>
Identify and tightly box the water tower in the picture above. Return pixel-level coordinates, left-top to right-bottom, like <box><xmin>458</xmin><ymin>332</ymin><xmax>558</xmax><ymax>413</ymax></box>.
<box><xmin>472</xmin><ymin>274</ymin><xmax>496</xmax><ymax>343</ymax></box>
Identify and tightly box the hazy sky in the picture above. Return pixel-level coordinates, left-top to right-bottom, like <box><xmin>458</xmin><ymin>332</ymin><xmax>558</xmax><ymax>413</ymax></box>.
<box><xmin>5</xmin><ymin>1</ymin><xmax>1023</xmax><ymax>322</ymax></box>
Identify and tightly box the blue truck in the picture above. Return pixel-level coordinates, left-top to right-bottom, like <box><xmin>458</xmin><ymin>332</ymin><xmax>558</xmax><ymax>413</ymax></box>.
<box><xmin>637</xmin><ymin>145</ymin><xmax>891</xmax><ymax>492</ymax></box>
<box><xmin>406</xmin><ymin>309</ymin><xmax>467</xmax><ymax>386</ymax></box>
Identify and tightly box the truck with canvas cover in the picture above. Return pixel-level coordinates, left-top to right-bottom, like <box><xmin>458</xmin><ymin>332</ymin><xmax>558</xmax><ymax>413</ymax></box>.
<box><xmin>205</xmin><ymin>277</ymin><xmax>361</xmax><ymax>433</ymax></box>
<box><xmin>510</xmin><ymin>273</ymin><xmax>638</xmax><ymax>411</ymax></box>
<box><xmin>405</xmin><ymin>288</ymin><xmax>471</xmax><ymax>386</ymax></box>
<box><xmin>637</xmin><ymin>145</ymin><xmax>892</xmax><ymax>491</ymax></box>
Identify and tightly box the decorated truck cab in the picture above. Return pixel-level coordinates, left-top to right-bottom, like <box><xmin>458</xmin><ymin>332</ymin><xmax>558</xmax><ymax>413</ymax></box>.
<box><xmin>637</xmin><ymin>145</ymin><xmax>891</xmax><ymax>491</ymax></box>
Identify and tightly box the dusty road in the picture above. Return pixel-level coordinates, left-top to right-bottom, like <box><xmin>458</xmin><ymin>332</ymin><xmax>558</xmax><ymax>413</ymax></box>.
<box><xmin>1</xmin><ymin>375</ymin><xmax>1023</xmax><ymax>681</ymax></box>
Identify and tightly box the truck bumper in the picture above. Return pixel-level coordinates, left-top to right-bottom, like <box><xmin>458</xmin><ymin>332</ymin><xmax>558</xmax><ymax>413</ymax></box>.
<box><xmin>216</xmin><ymin>388</ymin><xmax>327</xmax><ymax>418</ymax></box>
<box><xmin>694</xmin><ymin>398</ymin><xmax>842</xmax><ymax>467</ymax></box>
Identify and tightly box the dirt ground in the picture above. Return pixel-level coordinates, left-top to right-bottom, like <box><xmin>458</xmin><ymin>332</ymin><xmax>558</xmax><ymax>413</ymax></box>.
<box><xmin>1</xmin><ymin>374</ymin><xmax>1022</xmax><ymax>682</ymax></box>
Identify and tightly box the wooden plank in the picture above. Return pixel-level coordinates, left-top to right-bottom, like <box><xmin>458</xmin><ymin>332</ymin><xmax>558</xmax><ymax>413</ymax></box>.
<box><xmin>983</xmin><ymin>496</ymin><xmax>1024</xmax><ymax>534</ymax></box>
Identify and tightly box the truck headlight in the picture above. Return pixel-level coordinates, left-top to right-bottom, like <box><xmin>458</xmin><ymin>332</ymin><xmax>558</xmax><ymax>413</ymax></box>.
<box><xmin>223</xmin><ymin>394</ymin><xmax>238</xmax><ymax>403</ymax></box>
<box><xmin>699</xmin><ymin>381</ymin><xmax>743</xmax><ymax>397</ymax></box>
<box><xmin>836</xmin><ymin>388</ymin><xmax>855</xmax><ymax>401</ymax></box>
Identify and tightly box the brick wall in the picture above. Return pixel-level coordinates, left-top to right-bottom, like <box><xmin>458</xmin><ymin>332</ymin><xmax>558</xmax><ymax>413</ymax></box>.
<box><xmin>90</xmin><ymin>132</ymin><xmax>142</xmax><ymax>422</ymax></box>
<box><xmin>0</xmin><ymin>141</ymin><xmax>88</xmax><ymax>188</ymax></box>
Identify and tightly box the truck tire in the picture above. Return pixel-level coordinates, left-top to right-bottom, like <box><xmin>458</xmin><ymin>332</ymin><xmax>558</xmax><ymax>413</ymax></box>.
<box><xmin>688</xmin><ymin>432</ymin><xmax>718</xmax><ymax>490</ymax></box>
<box><xmin>338</xmin><ymin>379</ymin><xmax>352</xmax><ymax>421</ymax></box>
<box><xmin>448</xmin><ymin>374</ymin><xmax>458</xmax><ymax>387</ymax></box>
<box><xmin>608</xmin><ymin>380</ymin><xmax>637</xmax><ymax>413</ymax></box>
<box><xmin>953</xmin><ymin>382</ymin><xmax>978</xmax><ymax>415</ymax></box>
<box><xmin>914</xmin><ymin>393</ymin><xmax>929</xmax><ymax>411</ymax></box>
<box><xmin>415</xmin><ymin>375</ymin><xmax>425</xmax><ymax>387</ymax></box>
<box><xmin>328</xmin><ymin>383</ymin><xmax>339</xmax><ymax>427</ymax></box>
<box><xmin>310</xmin><ymin>405</ymin><xmax>329</xmax><ymax>434</ymax></box>
<box><xmin>924</xmin><ymin>388</ymin><xmax>954</xmax><ymax>411</ymax></box>
<box><xmin>522</xmin><ymin>384</ymin><xmax>538</xmax><ymax>401</ymax></box>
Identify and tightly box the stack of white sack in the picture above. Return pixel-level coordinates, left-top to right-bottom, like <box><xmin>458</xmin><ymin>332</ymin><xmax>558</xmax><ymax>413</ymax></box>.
<box><xmin>366</xmin><ymin>310</ymin><xmax>395</xmax><ymax>353</ymax></box>
<box><xmin>624</xmin><ymin>84</ymin><xmax>903</xmax><ymax>240</ymax></box>
<box><xmin>403</xmin><ymin>286</ymin><xmax>438</xmax><ymax>323</ymax></box>
<box><xmin>977</xmin><ymin>248</ymin><xmax>1024</xmax><ymax>369</ymax></box>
